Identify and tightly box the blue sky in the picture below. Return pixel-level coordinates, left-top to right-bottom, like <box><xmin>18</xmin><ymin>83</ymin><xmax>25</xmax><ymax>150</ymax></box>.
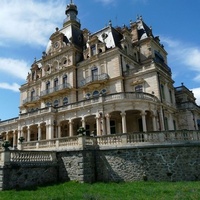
<box><xmin>0</xmin><ymin>0</ymin><xmax>200</xmax><ymax>120</ymax></box>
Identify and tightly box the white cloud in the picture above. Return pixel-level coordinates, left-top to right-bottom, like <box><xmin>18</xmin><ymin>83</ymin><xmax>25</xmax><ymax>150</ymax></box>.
<box><xmin>0</xmin><ymin>58</ymin><xmax>30</xmax><ymax>80</ymax></box>
<box><xmin>0</xmin><ymin>0</ymin><xmax>65</xmax><ymax>47</ymax></box>
<box><xmin>0</xmin><ymin>82</ymin><xmax>20</xmax><ymax>92</ymax></box>
<box><xmin>161</xmin><ymin>36</ymin><xmax>200</xmax><ymax>81</ymax></box>
<box><xmin>191</xmin><ymin>87</ymin><xmax>200</xmax><ymax>106</ymax></box>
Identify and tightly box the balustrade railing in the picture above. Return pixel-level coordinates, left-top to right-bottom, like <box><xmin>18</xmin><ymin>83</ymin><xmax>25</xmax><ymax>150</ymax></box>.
<box><xmin>80</xmin><ymin>73</ymin><xmax>109</xmax><ymax>87</ymax></box>
<box><xmin>10</xmin><ymin>151</ymin><xmax>55</xmax><ymax>163</ymax></box>
<box><xmin>40</xmin><ymin>83</ymin><xmax>71</xmax><ymax>96</ymax></box>
<box><xmin>0</xmin><ymin>131</ymin><xmax>199</xmax><ymax>165</ymax></box>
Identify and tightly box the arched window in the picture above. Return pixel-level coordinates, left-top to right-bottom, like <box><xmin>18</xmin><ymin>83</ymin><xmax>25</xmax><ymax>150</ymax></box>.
<box><xmin>85</xmin><ymin>93</ymin><xmax>91</xmax><ymax>99</ymax></box>
<box><xmin>63</xmin><ymin>97</ymin><xmax>68</xmax><ymax>106</ymax></box>
<box><xmin>101</xmin><ymin>89</ymin><xmax>107</xmax><ymax>95</ymax></box>
<box><xmin>54</xmin><ymin>100</ymin><xmax>59</xmax><ymax>107</ymax></box>
<box><xmin>93</xmin><ymin>90</ymin><xmax>99</xmax><ymax>97</ymax></box>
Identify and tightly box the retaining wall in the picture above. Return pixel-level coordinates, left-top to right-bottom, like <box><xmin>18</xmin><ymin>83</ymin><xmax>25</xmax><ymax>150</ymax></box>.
<box><xmin>0</xmin><ymin>143</ymin><xmax>200</xmax><ymax>190</ymax></box>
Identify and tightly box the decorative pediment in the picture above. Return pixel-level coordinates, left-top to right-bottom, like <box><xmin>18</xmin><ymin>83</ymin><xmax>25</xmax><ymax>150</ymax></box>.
<box><xmin>131</xmin><ymin>78</ymin><xmax>145</xmax><ymax>86</ymax></box>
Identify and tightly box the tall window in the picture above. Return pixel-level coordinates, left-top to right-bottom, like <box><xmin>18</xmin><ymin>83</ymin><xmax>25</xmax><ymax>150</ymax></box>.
<box><xmin>63</xmin><ymin>75</ymin><xmax>67</xmax><ymax>87</ymax></box>
<box><xmin>164</xmin><ymin>117</ymin><xmax>168</xmax><ymax>130</ymax></box>
<box><xmin>160</xmin><ymin>84</ymin><xmax>165</xmax><ymax>100</ymax></box>
<box><xmin>54</xmin><ymin>78</ymin><xmax>58</xmax><ymax>91</ymax></box>
<box><xmin>30</xmin><ymin>90</ymin><xmax>35</xmax><ymax>101</ymax></box>
<box><xmin>135</xmin><ymin>85</ymin><xmax>143</xmax><ymax>92</ymax></box>
<box><xmin>46</xmin><ymin>81</ymin><xmax>50</xmax><ymax>94</ymax></box>
<box><xmin>169</xmin><ymin>89</ymin><xmax>173</xmax><ymax>103</ymax></box>
<box><xmin>110</xmin><ymin>120</ymin><xmax>116</xmax><ymax>134</ymax></box>
<box><xmin>91</xmin><ymin>67</ymin><xmax>98</xmax><ymax>81</ymax></box>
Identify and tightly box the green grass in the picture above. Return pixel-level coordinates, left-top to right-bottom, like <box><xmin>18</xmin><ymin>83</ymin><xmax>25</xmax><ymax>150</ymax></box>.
<box><xmin>0</xmin><ymin>181</ymin><xmax>200</xmax><ymax>200</ymax></box>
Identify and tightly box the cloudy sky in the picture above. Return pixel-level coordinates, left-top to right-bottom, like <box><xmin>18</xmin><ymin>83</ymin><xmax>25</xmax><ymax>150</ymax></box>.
<box><xmin>0</xmin><ymin>0</ymin><xmax>200</xmax><ymax>120</ymax></box>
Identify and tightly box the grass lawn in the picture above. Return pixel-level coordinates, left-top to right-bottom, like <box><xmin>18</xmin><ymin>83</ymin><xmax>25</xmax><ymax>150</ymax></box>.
<box><xmin>0</xmin><ymin>181</ymin><xmax>200</xmax><ymax>200</ymax></box>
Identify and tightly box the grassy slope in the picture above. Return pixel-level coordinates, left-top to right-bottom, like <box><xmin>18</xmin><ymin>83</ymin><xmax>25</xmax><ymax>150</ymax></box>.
<box><xmin>0</xmin><ymin>181</ymin><xmax>200</xmax><ymax>200</ymax></box>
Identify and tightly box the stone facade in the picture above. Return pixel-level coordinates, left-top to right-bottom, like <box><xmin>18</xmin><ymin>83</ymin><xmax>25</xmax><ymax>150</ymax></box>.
<box><xmin>0</xmin><ymin>2</ymin><xmax>200</xmax><ymax>151</ymax></box>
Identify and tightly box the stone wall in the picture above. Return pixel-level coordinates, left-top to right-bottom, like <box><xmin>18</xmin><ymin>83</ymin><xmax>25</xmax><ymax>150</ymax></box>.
<box><xmin>95</xmin><ymin>144</ymin><xmax>200</xmax><ymax>182</ymax></box>
<box><xmin>57</xmin><ymin>149</ymin><xmax>95</xmax><ymax>183</ymax></box>
<box><xmin>2</xmin><ymin>164</ymin><xmax>57</xmax><ymax>190</ymax></box>
<box><xmin>1</xmin><ymin>143</ymin><xmax>200</xmax><ymax>190</ymax></box>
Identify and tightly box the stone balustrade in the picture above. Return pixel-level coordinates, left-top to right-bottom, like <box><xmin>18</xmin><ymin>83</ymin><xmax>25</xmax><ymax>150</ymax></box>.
<box><xmin>19</xmin><ymin>130</ymin><xmax>200</xmax><ymax>150</ymax></box>
<box><xmin>0</xmin><ymin>150</ymin><xmax>56</xmax><ymax>166</ymax></box>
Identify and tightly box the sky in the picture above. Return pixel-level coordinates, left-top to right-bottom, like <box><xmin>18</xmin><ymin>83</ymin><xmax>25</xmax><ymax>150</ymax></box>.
<box><xmin>0</xmin><ymin>0</ymin><xmax>200</xmax><ymax>121</ymax></box>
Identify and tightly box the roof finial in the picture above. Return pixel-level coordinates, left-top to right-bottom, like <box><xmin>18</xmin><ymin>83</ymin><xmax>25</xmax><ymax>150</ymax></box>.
<box><xmin>70</xmin><ymin>0</ymin><xmax>73</xmax><ymax>4</ymax></box>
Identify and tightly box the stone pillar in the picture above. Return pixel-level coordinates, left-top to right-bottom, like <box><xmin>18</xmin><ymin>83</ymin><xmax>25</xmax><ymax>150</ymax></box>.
<box><xmin>121</xmin><ymin>112</ymin><xmax>127</xmax><ymax>133</ymax></box>
<box><xmin>38</xmin><ymin>124</ymin><xmax>41</xmax><ymax>141</ymax></box>
<box><xmin>96</xmin><ymin>116</ymin><xmax>101</xmax><ymax>136</ymax></box>
<box><xmin>69</xmin><ymin>120</ymin><xmax>74</xmax><ymax>137</ymax></box>
<box><xmin>57</xmin><ymin>124</ymin><xmax>61</xmax><ymax>138</ymax></box>
<box><xmin>101</xmin><ymin>116</ymin><xmax>106</xmax><ymax>135</ymax></box>
<box><xmin>46</xmin><ymin>124</ymin><xmax>49</xmax><ymax>139</ymax></box>
<box><xmin>13</xmin><ymin>131</ymin><xmax>17</xmax><ymax>147</ymax></box>
<box><xmin>106</xmin><ymin>114</ymin><xmax>111</xmax><ymax>135</ymax></box>
<box><xmin>141</xmin><ymin>111</ymin><xmax>147</xmax><ymax>132</ymax></box>
<box><xmin>81</xmin><ymin>117</ymin><xmax>86</xmax><ymax>129</ymax></box>
<box><xmin>152</xmin><ymin>114</ymin><xmax>157</xmax><ymax>131</ymax></box>
<box><xmin>48</xmin><ymin>124</ymin><xmax>54</xmax><ymax>140</ymax></box>
<box><xmin>5</xmin><ymin>132</ymin><xmax>8</xmax><ymax>141</ymax></box>
<box><xmin>27</xmin><ymin>126</ymin><xmax>30</xmax><ymax>142</ymax></box>
<box><xmin>17</xmin><ymin>129</ymin><xmax>21</xmax><ymax>141</ymax></box>
<box><xmin>159</xmin><ymin>107</ymin><xmax>165</xmax><ymax>131</ymax></box>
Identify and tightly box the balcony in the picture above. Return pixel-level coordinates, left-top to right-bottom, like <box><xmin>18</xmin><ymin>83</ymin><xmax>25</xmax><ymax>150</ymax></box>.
<box><xmin>23</xmin><ymin>96</ymin><xmax>40</xmax><ymax>105</ymax></box>
<box><xmin>80</xmin><ymin>73</ymin><xmax>109</xmax><ymax>87</ymax></box>
<box><xmin>40</xmin><ymin>83</ymin><xmax>71</xmax><ymax>97</ymax></box>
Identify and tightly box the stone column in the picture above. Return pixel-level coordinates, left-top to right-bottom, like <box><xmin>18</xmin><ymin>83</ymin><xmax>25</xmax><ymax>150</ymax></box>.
<box><xmin>106</xmin><ymin>114</ymin><xmax>111</xmax><ymax>135</ymax></box>
<box><xmin>13</xmin><ymin>131</ymin><xmax>17</xmax><ymax>147</ymax></box>
<box><xmin>81</xmin><ymin>117</ymin><xmax>86</xmax><ymax>129</ymax></box>
<box><xmin>57</xmin><ymin>124</ymin><xmax>61</xmax><ymax>138</ymax></box>
<box><xmin>48</xmin><ymin>124</ymin><xmax>54</xmax><ymax>140</ymax></box>
<box><xmin>96</xmin><ymin>116</ymin><xmax>101</xmax><ymax>136</ymax></box>
<box><xmin>141</xmin><ymin>111</ymin><xmax>147</xmax><ymax>132</ymax></box>
<box><xmin>38</xmin><ymin>124</ymin><xmax>41</xmax><ymax>141</ymax></box>
<box><xmin>27</xmin><ymin>126</ymin><xmax>30</xmax><ymax>142</ymax></box>
<box><xmin>101</xmin><ymin>116</ymin><xmax>106</xmax><ymax>135</ymax></box>
<box><xmin>5</xmin><ymin>132</ymin><xmax>8</xmax><ymax>141</ymax></box>
<box><xmin>120</xmin><ymin>112</ymin><xmax>127</xmax><ymax>133</ymax></box>
<box><xmin>159</xmin><ymin>107</ymin><xmax>165</xmax><ymax>131</ymax></box>
<box><xmin>69</xmin><ymin>120</ymin><xmax>74</xmax><ymax>137</ymax></box>
<box><xmin>17</xmin><ymin>129</ymin><xmax>21</xmax><ymax>141</ymax></box>
<box><xmin>46</xmin><ymin>124</ymin><xmax>49</xmax><ymax>139</ymax></box>
<box><xmin>152</xmin><ymin>114</ymin><xmax>157</xmax><ymax>131</ymax></box>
